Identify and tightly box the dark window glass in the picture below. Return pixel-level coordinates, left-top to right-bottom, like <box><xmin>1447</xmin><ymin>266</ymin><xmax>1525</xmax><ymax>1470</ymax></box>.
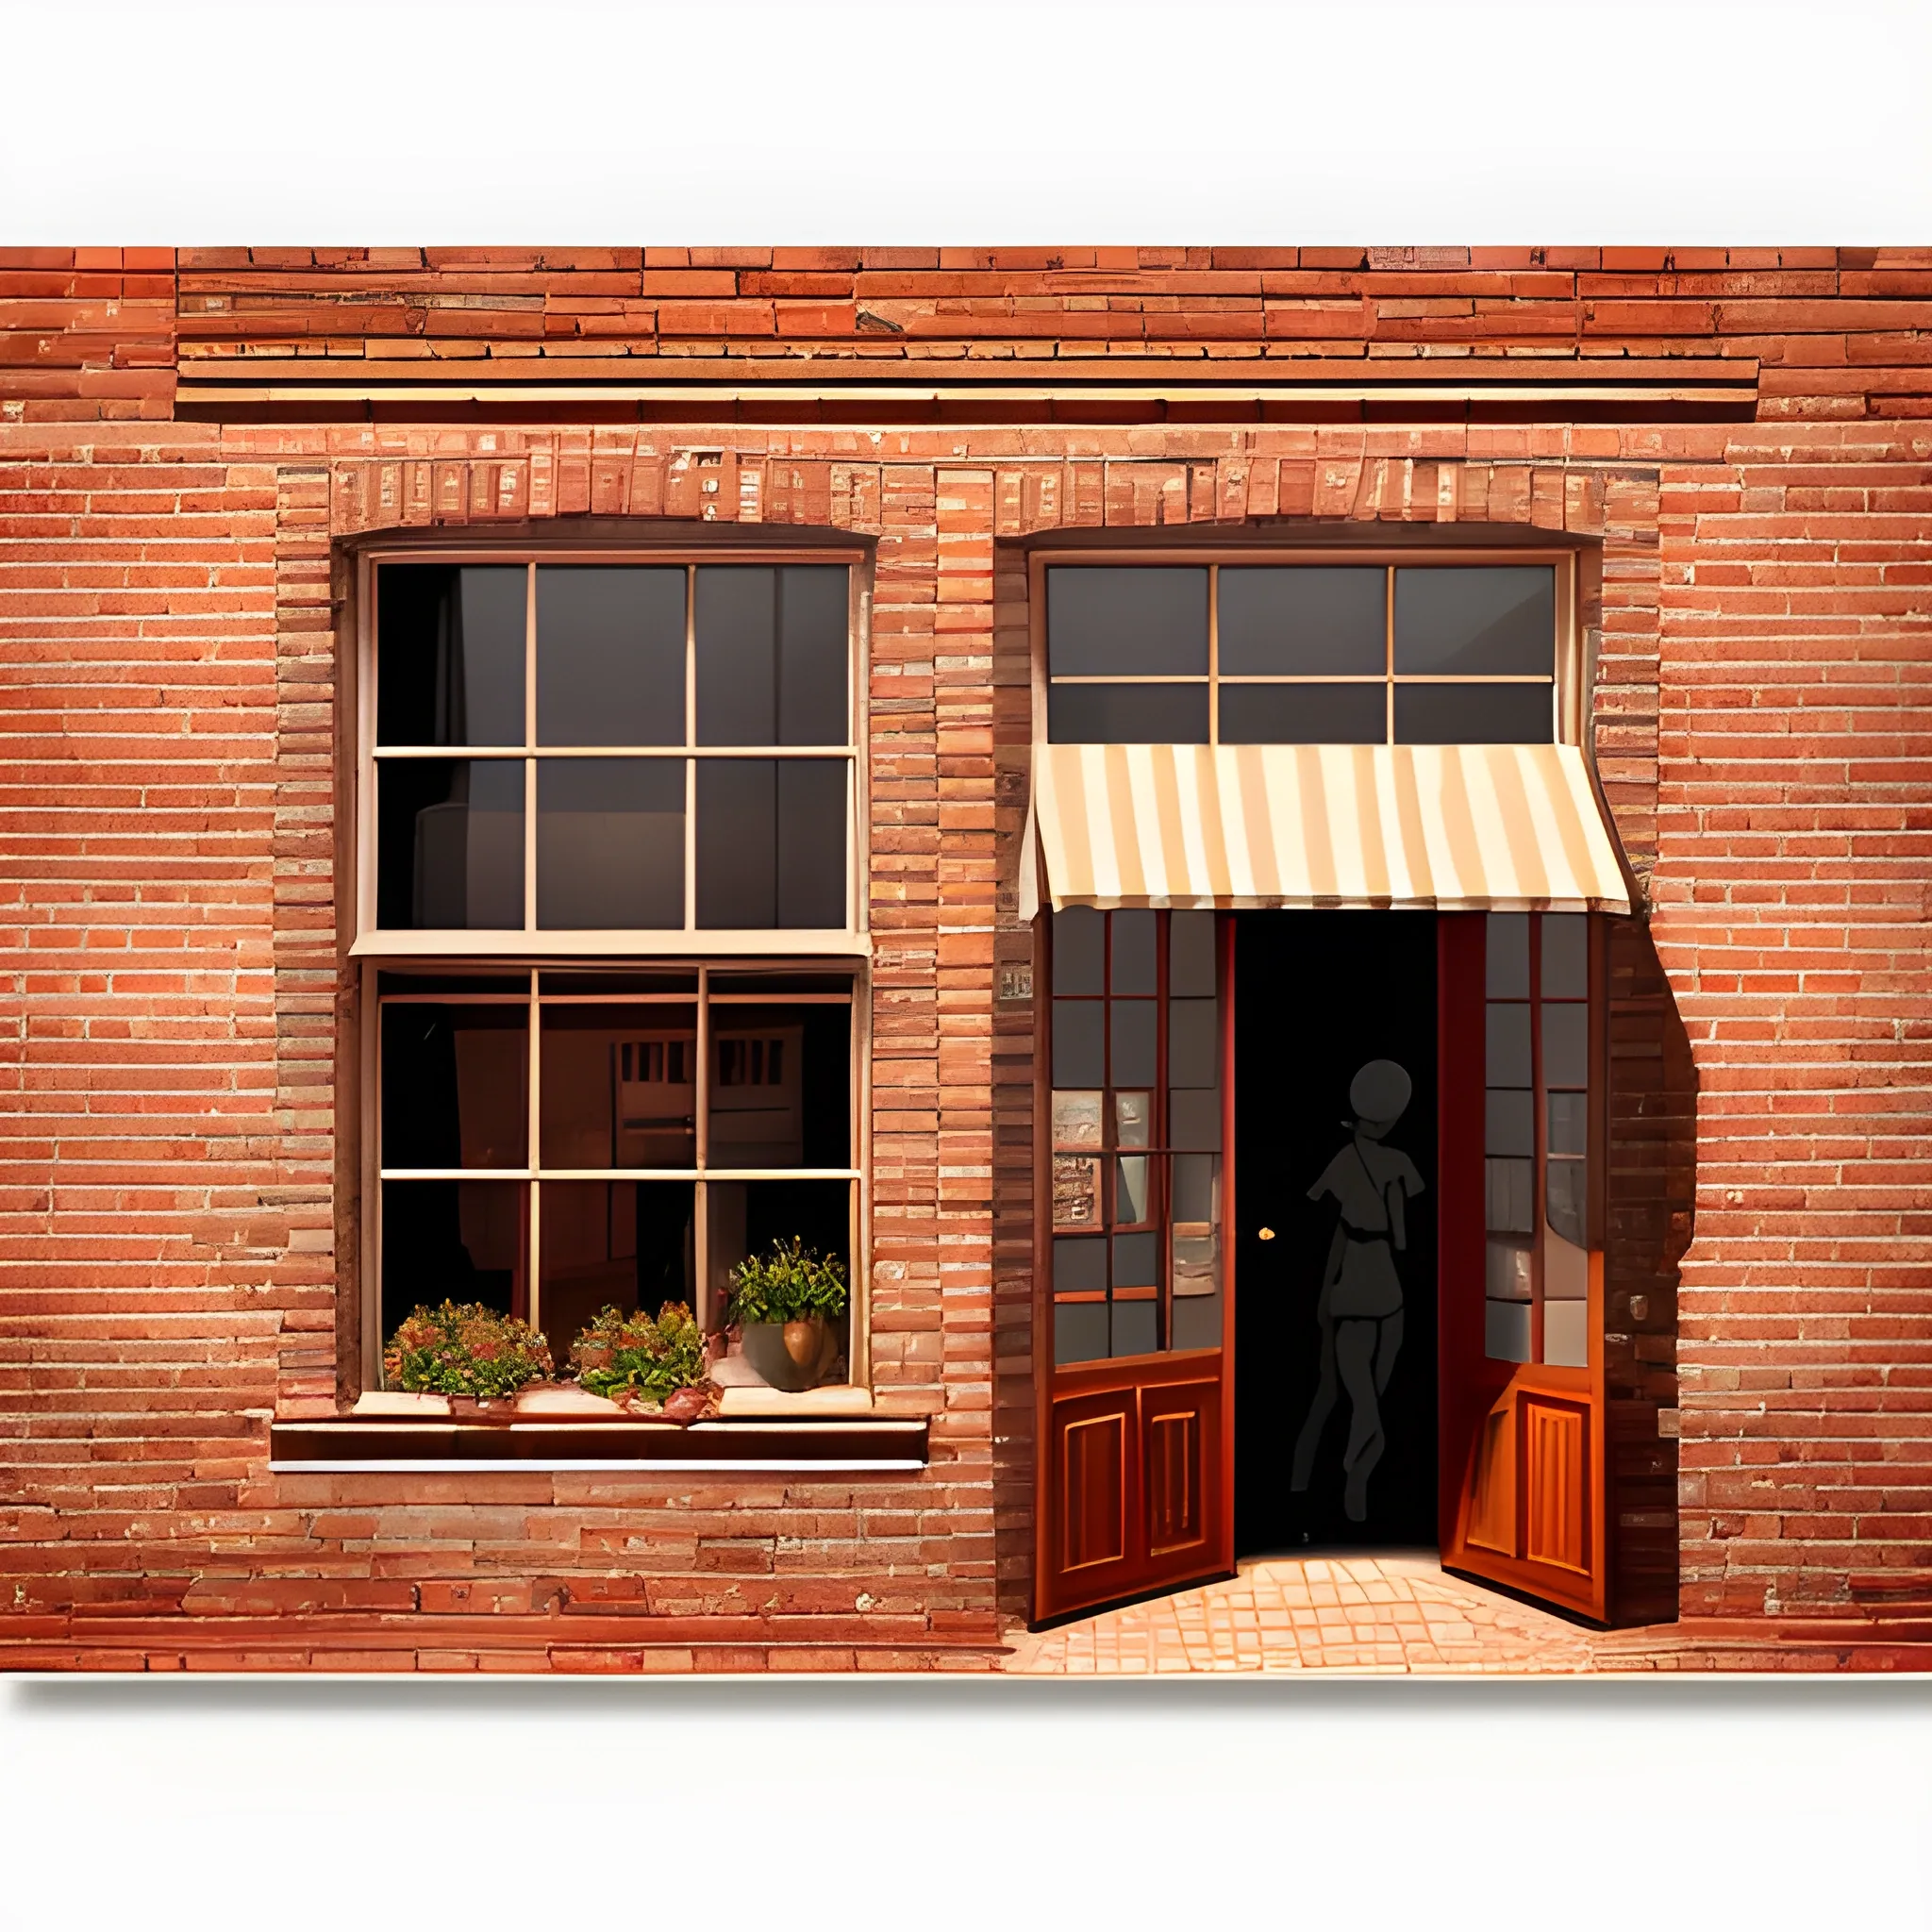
<box><xmin>376</xmin><ymin>564</ymin><xmax>525</xmax><ymax>747</ymax></box>
<box><xmin>1545</xmin><ymin>1160</ymin><xmax>1588</xmax><ymax>1247</ymax></box>
<box><xmin>1168</xmin><ymin>999</ymin><xmax>1218</xmax><ymax>1089</ymax></box>
<box><xmin>1486</xmin><ymin>1003</ymin><xmax>1531</xmax><ymax>1088</ymax></box>
<box><xmin>1393</xmin><ymin>567</ymin><xmax>1556</xmax><ymax>675</ymax></box>
<box><xmin>540</xmin><ymin>1004</ymin><xmax>697</xmax><ymax>1169</ymax></box>
<box><xmin>1547</xmin><ymin>1091</ymin><xmax>1588</xmax><ymax>1157</ymax></box>
<box><xmin>1486</xmin><ymin>912</ymin><xmax>1530</xmax><ymax>998</ymax></box>
<box><xmin>1110</xmin><ymin>910</ymin><xmax>1158</xmax><ymax>995</ymax></box>
<box><xmin>1052</xmin><ymin>908</ymin><xmax>1105</xmax><ymax>994</ymax></box>
<box><xmin>539</xmin><ymin>971</ymin><xmax>698</xmax><ymax>996</ymax></box>
<box><xmin>1485</xmin><ymin>1088</ymin><xmax>1534</xmax><ymax>1158</ymax></box>
<box><xmin>1054</xmin><ymin>1236</ymin><xmax>1107</xmax><ymax>1294</ymax></box>
<box><xmin>538</xmin><ymin>1180</ymin><xmax>694</xmax><ymax>1360</ymax></box>
<box><xmin>707</xmin><ymin>971</ymin><xmax>852</xmax><ymax>995</ymax></box>
<box><xmin>693</xmin><ymin>759</ymin><xmax>845</xmax><ymax>928</ymax></box>
<box><xmin>1541</xmin><ymin>914</ymin><xmax>1589</xmax><ymax>998</ymax></box>
<box><xmin>536</xmin><ymin>566</ymin><xmax>685</xmax><ymax>747</ymax></box>
<box><xmin>1112</xmin><ymin>1231</ymin><xmax>1158</xmax><ymax>1288</ymax></box>
<box><xmin>536</xmin><ymin>758</ymin><xmax>684</xmax><ymax>930</ymax></box>
<box><xmin>1110</xmin><ymin>1298</ymin><xmax>1160</xmax><ymax>1358</ymax></box>
<box><xmin>1218</xmin><ymin>567</ymin><xmax>1386</xmax><ymax>676</ymax></box>
<box><xmin>380</xmin><ymin>1179</ymin><xmax>526</xmax><ymax>1343</ymax></box>
<box><xmin>1048</xmin><ymin>682</ymin><xmax>1209</xmax><ymax>744</ymax></box>
<box><xmin>377</xmin><ymin>758</ymin><xmax>525</xmax><ymax>930</ymax></box>
<box><xmin>1394</xmin><ymin>682</ymin><xmax>1554</xmax><ymax>744</ymax></box>
<box><xmin>1046</xmin><ymin>567</ymin><xmax>1208</xmax><ymax>677</ymax></box>
<box><xmin>381</xmin><ymin>1004</ymin><xmax>528</xmax><ymax>1171</ymax></box>
<box><xmin>376</xmin><ymin>973</ymin><xmax>528</xmax><ymax>996</ymax></box>
<box><xmin>1055</xmin><ymin>1299</ymin><xmax>1110</xmax><ymax>1366</ymax></box>
<box><xmin>1052</xmin><ymin>1000</ymin><xmax>1104</xmax><ymax>1088</ymax></box>
<box><xmin>778</xmin><ymin>567</ymin><xmax>851</xmax><ymax>746</ymax></box>
<box><xmin>1542</xmin><ymin>1004</ymin><xmax>1589</xmax><ymax>1090</ymax></box>
<box><xmin>1168</xmin><ymin>1088</ymin><xmax>1221</xmax><ymax>1150</ymax></box>
<box><xmin>709</xmin><ymin>1003</ymin><xmax>851</xmax><ymax>1168</ymax></box>
<box><xmin>1219</xmin><ymin>682</ymin><xmax>1386</xmax><ymax>744</ymax></box>
<box><xmin>1109</xmin><ymin>1002</ymin><xmax>1157</xmax><ymax>1088</ymax></box>
<box><xmin>696</xmin><ymin>567</ymin><xmax>847</xmax><ymax>747</ymax></box>
<box><xmin>1169</xmin><ymin>912</ymin><xmax>1216</xmax><ymax>997</ymax></box>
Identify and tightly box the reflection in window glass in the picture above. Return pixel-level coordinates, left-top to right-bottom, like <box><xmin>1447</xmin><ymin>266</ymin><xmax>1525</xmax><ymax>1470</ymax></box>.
<box><xmin>1217</xmin><ymin>567</ymin><xmax>1385</xmax><ymax>676</ymax></box>
<box><xmin>377</xmin><ymin>759</ymin><xmax>525</xmax><ymax>930</ymax></box>
<box><xmin>1112</xmin><ymin>1091</ymin><xmax>1151</xmax><ymax>1148</ymax></box>
<box><xmin>377</xmin><ymin>564</ymin><xmax>525</xmax><ymax>747</ymax></box>
<box><xmin>1047</xmin><ymin>567</ymin><xmax>1208</xmax><ymax>677</ymax></box>
<box><xmin>709</xmin><ymin>1003</ymin><xmax>850</xmax><ymax>1169</ymax></box>
<box><xmin>537</xmin><ymin>567</ymin><xmax>685</xmax><ymax>747</ymax></box>
<box><xmin>381</xmin><ymin>1004</ymin><xmax>528</xmax><ymax>1171</ymax></box>
<box><xmin>1393</xmin><ymin>567</ymin><xmax>1555</xmax><ymax>675</ymax></box>
<box><xmin>540</xmin><ymin>1005</ymin><xmax>697</xmax><ymax>1170</ymax></box>
<box><xmin>536</xmin><ymin>758</ymin><xmax>684</xmax><ymax>929</ymax></box>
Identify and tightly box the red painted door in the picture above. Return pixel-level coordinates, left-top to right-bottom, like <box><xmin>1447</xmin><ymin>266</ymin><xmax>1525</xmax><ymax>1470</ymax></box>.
<box><xmin>1034</xmin><ymin>908</ymin><xmax>1236</xmax><ymax>1624</ymax></box>
<box><xmin>1438</xmin><ymin>911</ymin><xmax>1608</xmax><ymax>1622</ymax></box>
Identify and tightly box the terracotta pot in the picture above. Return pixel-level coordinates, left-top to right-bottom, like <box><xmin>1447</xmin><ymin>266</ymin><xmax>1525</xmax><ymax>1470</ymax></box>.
<box><xmin>741</xmin><ymin>1317</ymin><xmax>835</xmax><ymax>1394</ymax></box>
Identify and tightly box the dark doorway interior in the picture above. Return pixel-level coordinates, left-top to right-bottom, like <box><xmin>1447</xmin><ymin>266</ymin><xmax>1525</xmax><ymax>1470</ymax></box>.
<box><xmin>1234</xmin><ymin>912</ymin><xmax>1439</xmax><ymax>1555</ymax></box>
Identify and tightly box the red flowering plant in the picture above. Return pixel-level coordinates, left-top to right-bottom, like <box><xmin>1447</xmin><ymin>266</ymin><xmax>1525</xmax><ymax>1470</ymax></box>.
<box><xmin>382</xmin><ymin>1301</ymin><xmax>554</xmax><ymax>1398</ymax></box>
<box><xmin>567</xmin><ymin>1302</ymin><xmax>713</xmax><ymax>1415</ymax></box>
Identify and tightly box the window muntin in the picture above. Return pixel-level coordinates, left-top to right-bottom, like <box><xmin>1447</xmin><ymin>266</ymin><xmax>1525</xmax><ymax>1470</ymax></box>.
<box><xmin>1049</xmin><ymin>908</ymin><xmax>1224</xmax><ymax>1366</ymax></box>
<box><xmin>1043</xmin><ymin>559</ymin><xmax>1566</xmax><ymax>747</ymax></box>
<box><xmin>368</xmin><ymin>558</ymin><xmax>857</xmax><ymax>943</ymax></box>
<box><xmin>375</xmin><ymin>967</ymin><xmax>858</xmax><ymax>1370</ymax></box>
<box><xmin>1482</xmin><ymin>911</ymin><xmax>1594</xmax><ymax>1369</ymax></box>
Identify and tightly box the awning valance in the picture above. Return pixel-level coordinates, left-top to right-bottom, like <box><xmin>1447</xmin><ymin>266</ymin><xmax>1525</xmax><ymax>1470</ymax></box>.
<box><xmin>1025</xmin><ymin>741</ymin><xmax>1631</xmax><ymax>918</ymax></box>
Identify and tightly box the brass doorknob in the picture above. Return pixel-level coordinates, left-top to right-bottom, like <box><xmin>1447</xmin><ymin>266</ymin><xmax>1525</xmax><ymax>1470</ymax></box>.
<box><xmin>1257</xmin><ymin>1226</ymin><xmax>1275</xmax><ymax>1241</ymax></box>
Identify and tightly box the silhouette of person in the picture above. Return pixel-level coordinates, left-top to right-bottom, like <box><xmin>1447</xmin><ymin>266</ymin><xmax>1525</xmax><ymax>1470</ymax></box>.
<box><xmin>1290</xmin><ymin>1059</ymin><xmax>1424</xmax><ymax>1524</ymax></box>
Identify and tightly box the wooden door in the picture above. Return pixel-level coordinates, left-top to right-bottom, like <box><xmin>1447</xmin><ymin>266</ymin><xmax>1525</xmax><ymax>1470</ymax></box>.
<box><xmin>1034</xmin><ymin>908</ymin><xmax>1236</xmax><ymax>1624</ymax></box>
<box><xmin>1438</xmin><ymin>911</ymin><xmax>1608</xmax><ymax>1623</ymax></box>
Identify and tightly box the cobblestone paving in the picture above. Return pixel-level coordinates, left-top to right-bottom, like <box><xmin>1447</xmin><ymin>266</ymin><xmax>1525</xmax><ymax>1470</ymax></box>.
<box><xmin>1001</xmin><ymin>1552</ymin><xmax>1686</xmax><ymax>1674</ymax></box>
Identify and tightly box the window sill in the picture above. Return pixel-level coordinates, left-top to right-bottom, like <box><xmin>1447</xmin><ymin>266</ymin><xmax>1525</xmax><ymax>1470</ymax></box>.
<box><xmin>269</xmin><ymin>1393</ymin><xmax>927</xmax><ymax>1473</ymax></box>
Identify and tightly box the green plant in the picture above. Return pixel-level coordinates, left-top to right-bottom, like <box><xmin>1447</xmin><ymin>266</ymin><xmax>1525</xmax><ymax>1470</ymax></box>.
<box><xmin>382</xmin><ymin>1301</ymin><xmax>553</xmax><ymax>1397</ymax></box>
<box><xmin>726</xmin><ymin>1238</ymin><xmax>849</xmax><ymax>1326</ymax></box>
<box><xmin>567</xmin><ymin>1301</ymin><xmax>709</xmax><ymax>1404</ymax></box>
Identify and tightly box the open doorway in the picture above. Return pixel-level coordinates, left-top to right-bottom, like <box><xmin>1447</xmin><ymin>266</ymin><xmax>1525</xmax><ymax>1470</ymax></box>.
<box><xmin>1234</xmin><ymin>912</ymin><xmax>1438</xmax><ymax>1556</ymax></box>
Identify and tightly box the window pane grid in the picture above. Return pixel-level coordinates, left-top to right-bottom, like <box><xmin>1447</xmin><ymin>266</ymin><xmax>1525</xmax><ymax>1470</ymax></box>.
<box><xmin>372</xmin><ymin>560</ymin><xmax>856</xmax><ymax>938</ymax></box>
<box><xmin>1044</xmin><ymin>561</ymin><xmax>1559</xmax><ymax>747</ymax></box>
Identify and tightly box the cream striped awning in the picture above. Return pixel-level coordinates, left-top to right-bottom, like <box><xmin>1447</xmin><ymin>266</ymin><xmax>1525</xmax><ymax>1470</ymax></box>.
<box><xmin>1026</xmin><ymin>741</ymin><xmax>1631</xmax><ymax>917</ymax></box>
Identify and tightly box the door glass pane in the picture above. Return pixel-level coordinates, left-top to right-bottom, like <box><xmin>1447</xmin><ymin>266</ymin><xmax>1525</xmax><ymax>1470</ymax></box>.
<box><xmin>1052</xmin><ymin>1001</ymin><xmax>1104</xmax><ymax>1087</ymax></box>
<box><xmin>536</xmin><ymin>758</ymin><xmax>684</xmax><ymax>929</ymax></box>
<box><xmin>1542</xmin><ymin>1004</ymin><xmax>1589</xmax><ymax>1091</ymax></box>
<box><xmin>1486</xmin><ymin>1157</ymin><xmax>1535</xmax><ymax>1233</ymax></box>
<box><xmin>1484</xmin><ymin>1296</ymin><xmax>1531</xmax><ymax>1363</ymax></box>
<box><xmin>1046</xmin><ymin>566</ymin><xmax>1208</xmax><ymax>676</ymax></box>
<box><xmin>1168</xmin><ymin>1087</ymin><xmax>1222</xmax><ymax>1150</ymax></box>
<box><xmin>1485</xmin><ymin>1002</ymin><xmax>1531</xmax><ymax>1088</ymax></box>
<box><xmin>1168</xmin><ymin>911</ymin><xmax>1216</xmax><ymax>997</ymax></box>
<box><xmin>1217</xmin><ymin>567</ymin><xmax>1385</xmax><ymax>675</ymax></box>
<box><xmin>381</xmin><ymin>1004</ymin><xmax>527</xmax><ymax>1171</ymax></box>
<box><xmin>1053</xmin><ymin>1156</ymin><xmax>1102</xmax><ymax>1227</ymax></box>
<box><xmin>1486</xmin><ymin>1235</ymin><xmax>1533</xmax><ymax>1301</ymax></box>
<box><xmin>1115</xmin><ymin>1156</ymin><xmax>1151</xmax><ymax>1224</ymax></box>
<box><xmin>1168</xmin><ymin>999</ymin><xmax>1218</xmax><ymax>1088</ymax></box>
<box><xmin>1392</xmin><ymin>566</ymin><xmax>1555</xmax><ymax>675</ymax></box>
<box><xmin>380</xmin><ymin>1179</ymin><xmax>527</xmax><ymax>1347</ymax></box>
<box><xmin>538</xmin><ymin>1179</ymin><xmax>695</xmax><ymax>1362</ymax></box>
<box><xmin>1053</xmin><ymin>1090</ymin><xmax>1103</xmax><ymax>1148</ymax></box>
<box><xmin>1541</xmin><ymin>913</ymin><xmax>1589</xmax><ymax>997</ymax></box>
<box><xmin>1543</xmin><ymin>1298</ymin><xmax>1589</xmax><ymax>1369</ymax></box>
<box><xmin>1049</xmin><ymin>682</ymin><xmax>1209</xmax><ymax>744</ymax></box>
<box><xmin>537</xmin><ymin>566</ymin><xmax>686</xmax><ymax>747</ymax></box>
<box><xmin>1546</xmin><ymin>1157</ymin><xmax>1588</xmax><ymax>1245</ymax></box>
<box><xmin>1109</xmin><ymin>1002</ymin><xmax>1157</xmax><ymax>1087</ymax></box>
<box><xmin>540</xmin><ymin>1005</ymin><xmax>697</xmax><ymax>1169</ymax></box>
<box><xmin>1547</xmin><ymin>1090</ymin><xmax>1588</xmax><ymax>1156</ymax></box>
<box><xmin>1053</xmin><ymin>908</ymin><xmax>1105</xmax><ymax>993</ymax></box>
<box><xmin>1486</xmin><ymin>912</ymin><xmax>1529</xmax><ymax>998</ymax></box>
<box><xmin>1111</xmin><ymin>1231</ymin><xmax>1158</xmax><ymax>1288</ymax></box>
<box><xmin>377</xmin><ymin>758</ymin><xmax>525</xmax><ymax>930</ymax></box>
<box><xmin>1486</xmin><ymin>1087</ymin><xmax>1534</xmax><ymax>1156</ymax></box>
<box><xmin>377</xmin><ymin>564</ymin><xmax>525</xmax><ymax>747</ymax></box>
<box><xmin>1111</xmin><ymin>910</ymin><xmax>1158</xmax><ymax>993</ymax></box>
<box><xmin>1055</xmin><ymin>1299</ymin><xmax>1110</xmax><ymax>1366</ymax></box>
<box><xmin>1110</xmin><ymin>1298</ymin><xmax>1159</xmax><ymax>1359</ymax></box>
<box><xmin>1394</xmin><ymin>682</ymin><xmax>1554</xmax><ymax>744</ymax></box>
<box><xmin>1112</xmin><ymin>1091</ymin><xmax>1151</xmax><ymax>1148</ymax></box>
<box><xmin>1054</xmin><ymin>1236</ymin><xmax>1107</xmax><ymax>1294</ymax></box>
<box><xmin>709</xmin><ymin>1003</ymin><xmax>850</xmax><ymax>1168</ymax></box>
<box><xmin>1219</xmin><ymin>682</ymin><xmax>1386</xmax><ymax>744</ymax></box>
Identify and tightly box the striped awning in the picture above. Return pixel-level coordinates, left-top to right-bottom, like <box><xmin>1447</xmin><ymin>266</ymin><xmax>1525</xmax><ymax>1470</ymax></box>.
<box><xmin>1025</xmin><ymin>741</ymin><xmax>1631</xmax><ymax>917</ymax></box>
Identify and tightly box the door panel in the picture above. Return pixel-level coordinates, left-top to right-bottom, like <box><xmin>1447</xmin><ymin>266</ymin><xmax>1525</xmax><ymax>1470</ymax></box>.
<box><xmin>1439</xmin><ymin>912</ymin><xmax>1608</xmax><ymax>1623</ymax></box>
<box><xmin>1035</xmin><ymin>908</ymin><xmax>1235</xmax><ymax>1624</ymax></box>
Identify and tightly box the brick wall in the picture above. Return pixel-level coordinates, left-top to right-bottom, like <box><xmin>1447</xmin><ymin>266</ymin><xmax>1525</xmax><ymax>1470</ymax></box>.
<box><xmin>2</xmin><ymin>248</ymin><xmax>1927</xmax><ymax>1666</ymax></box>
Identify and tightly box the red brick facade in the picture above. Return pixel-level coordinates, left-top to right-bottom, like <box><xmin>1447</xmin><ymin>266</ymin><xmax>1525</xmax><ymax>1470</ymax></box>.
<box><xmin>2</xmin><ymin>247</ymin><xmax>1927</xmax><ymax>1669</ymax></box>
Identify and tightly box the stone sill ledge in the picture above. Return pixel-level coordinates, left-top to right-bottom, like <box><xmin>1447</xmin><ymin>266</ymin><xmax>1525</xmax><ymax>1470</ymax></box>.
<box><xmin>270</xmin><ymin>1404</ymin><xmax>929</xmax><ymax>1474</ymax></box>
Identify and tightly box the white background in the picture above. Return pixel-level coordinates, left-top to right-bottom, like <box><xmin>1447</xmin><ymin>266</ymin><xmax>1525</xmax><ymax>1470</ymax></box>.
<box><xmin>3</xmin><ymin>2</ymin><xmax>1930</xmax><ymax>1924</ymax></box>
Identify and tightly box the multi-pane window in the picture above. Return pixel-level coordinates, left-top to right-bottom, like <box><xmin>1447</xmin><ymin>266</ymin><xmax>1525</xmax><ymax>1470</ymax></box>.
<box><xmin>1482</xmin><ymin>911</ymin><xmax>1593</xmax><ymax>1368</ymax></box>
<box><xmin>1049</xmin><ymin>908</ymin><xmax>1224</xmax><ymax>1364</ymax></box>
<box><xmin>370</xmin><ymin>560</ymin><xmax>855</xmax><ymax>938</ymax></box>
<box><xmin>376</xmin><ymin>967</ymin><xmax>858</xmax><ymax>1370</ymax></box>
<box><xmin>1044</xmin><ymin>560</ymin><xmax>1563</xmax><ymax>746</ymax></box>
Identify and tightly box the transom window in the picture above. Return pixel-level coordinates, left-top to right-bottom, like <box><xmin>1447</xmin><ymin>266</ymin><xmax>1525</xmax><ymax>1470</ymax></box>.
<box><xmin>1049</xmin><ymin>908</ymin><xmax>1224</xmax><ymax>1364</ymax></box>
<box><xmin>1044</xmin><ymin>558</ymin><xmax>1568</xmax><ymax>746</ymax></box>
<box><xmin>365</xmin><ymin>558</ymin><xmax>857</xmax><ymax>946</ymax></box>
<box><xmin>375</xmin><ymin>967</ymin><xmax>857</xmax><ymax>1368</ymax></box>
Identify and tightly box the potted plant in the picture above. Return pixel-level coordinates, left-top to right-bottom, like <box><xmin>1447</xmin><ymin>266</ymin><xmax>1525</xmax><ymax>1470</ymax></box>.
<box><xmin>726</xmin><ymin>1239</ymin><xmax>848</xmax><ymax>1393</ymax></box>
<box><xmin>566</xmin><ymin>1302</ymin><xmax>714</xmax><ymax>1422</ymax></box>
<box><xmin>382</xmin><ymin>1301</ymin><xmax>553</xmax><ymax>1412</ymax></box>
